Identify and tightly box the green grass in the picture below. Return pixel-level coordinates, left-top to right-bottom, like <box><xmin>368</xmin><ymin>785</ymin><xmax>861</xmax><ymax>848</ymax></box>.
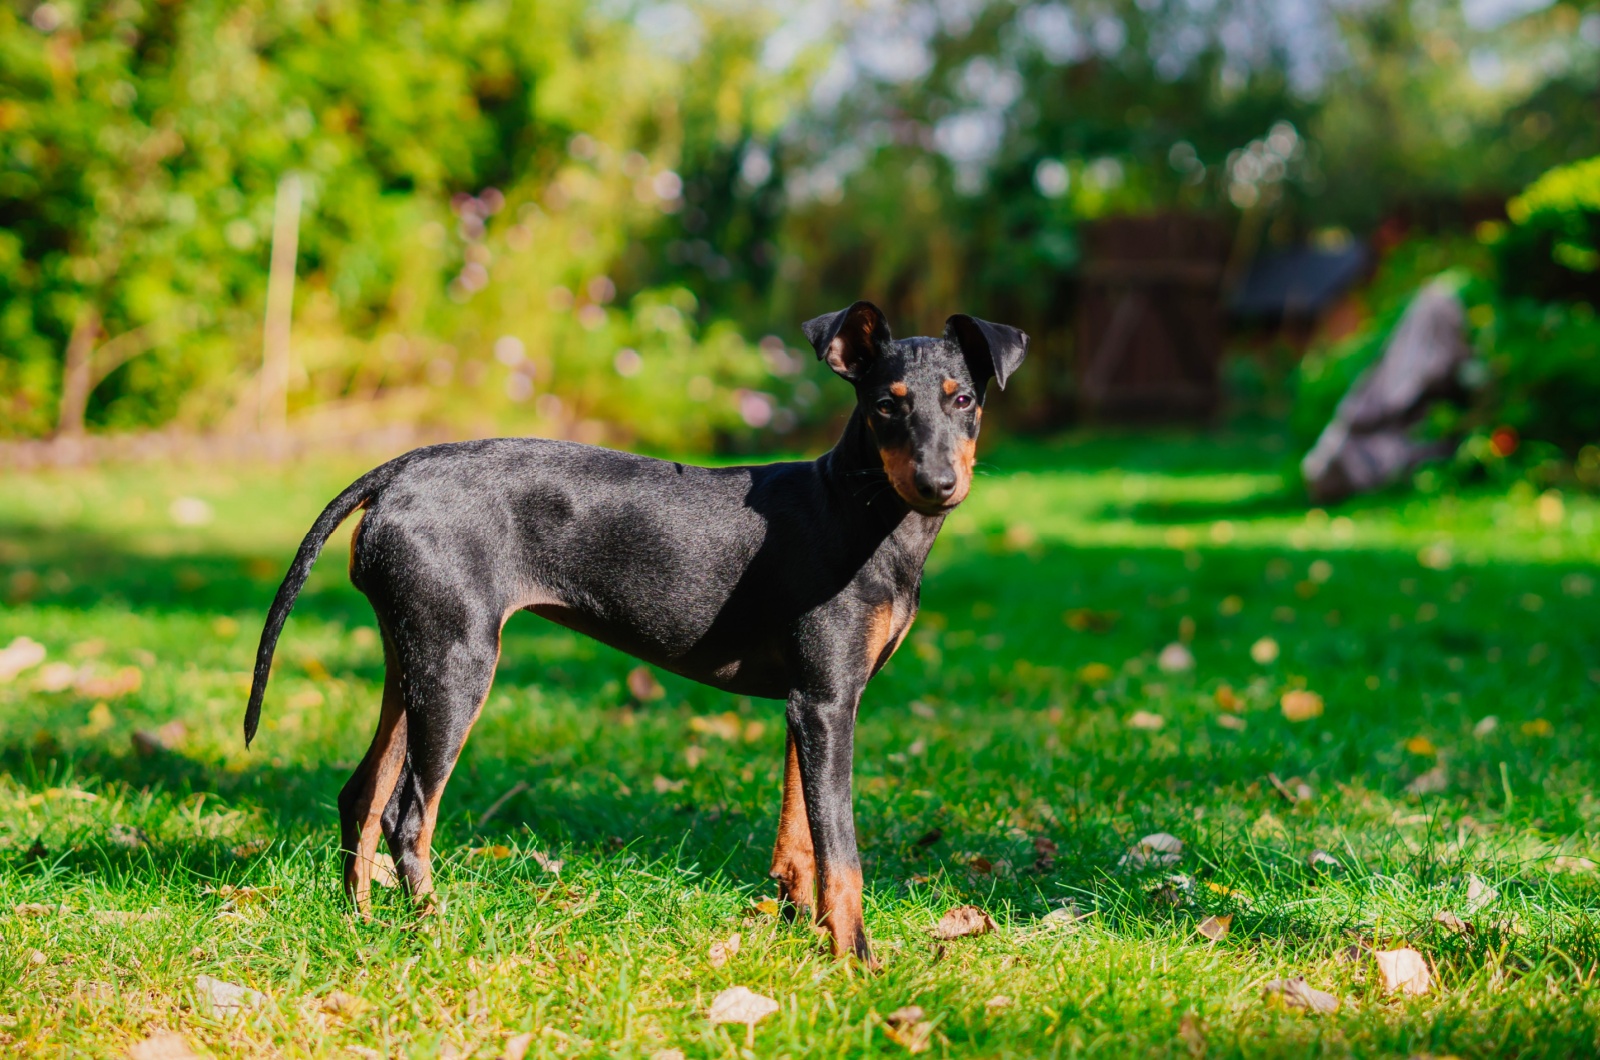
<box><xmin>2</xmin><ymin>430</ymin><xmax>1598</xmax><ymax>1058</ymax></box>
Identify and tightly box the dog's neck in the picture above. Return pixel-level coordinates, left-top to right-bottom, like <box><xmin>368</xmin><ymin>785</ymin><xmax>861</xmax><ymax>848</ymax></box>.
<box><xmin>818</xmin><ymin>407</ymin><xmax>947</xmax><ymax>559</ymax></box>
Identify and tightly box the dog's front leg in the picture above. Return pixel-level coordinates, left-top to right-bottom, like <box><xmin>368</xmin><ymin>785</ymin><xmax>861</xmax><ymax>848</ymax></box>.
<box><xmin>788</xmin><ymin>687</ymin><xmax>874</xmax><ymax>965</ymax></box>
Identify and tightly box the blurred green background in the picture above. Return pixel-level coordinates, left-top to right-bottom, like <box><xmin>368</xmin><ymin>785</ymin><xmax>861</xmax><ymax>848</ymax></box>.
<box><xmin>2</xmin><ymin>0</ymin><xmax>1599</xmax><ymax>479</ymax></box>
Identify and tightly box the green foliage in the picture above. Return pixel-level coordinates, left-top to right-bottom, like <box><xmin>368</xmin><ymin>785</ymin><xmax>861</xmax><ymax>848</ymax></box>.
<box><xmin>1493</xmin><ymin>154</ymin><xmax>1600</xmax><ymax>303</ymax></box>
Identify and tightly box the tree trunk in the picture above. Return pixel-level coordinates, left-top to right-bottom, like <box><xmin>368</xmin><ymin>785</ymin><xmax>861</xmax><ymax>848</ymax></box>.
<box><xmin>57</xmin><ymin>304</ymin><xmax>103</xmax><ymax>437</ymax></box>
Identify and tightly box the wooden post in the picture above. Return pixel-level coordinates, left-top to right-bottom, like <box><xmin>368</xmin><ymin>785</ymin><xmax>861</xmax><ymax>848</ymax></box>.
<box><xmin>260</xmin><ymin>172</ymin><xmax>302</xmax><ymax>435</ymax></box>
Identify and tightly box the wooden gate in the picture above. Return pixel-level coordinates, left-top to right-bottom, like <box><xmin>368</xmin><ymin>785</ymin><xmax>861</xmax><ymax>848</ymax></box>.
<box><xmin>1076</xmin><ymin>215</ymin><xmax>1229</xmax><ymax>419</ymax></box>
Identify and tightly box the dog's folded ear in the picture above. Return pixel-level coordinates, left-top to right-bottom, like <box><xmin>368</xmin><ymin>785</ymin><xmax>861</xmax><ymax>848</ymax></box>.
<box><xmin>801</xmin><ymin>301</ymin><xmax>891</xmax><ymax>381</ymax></box>
<box><xmin>944</xmin><ymin>315</ymin><xmax>1028</xmax><ymax>393</ymax></box>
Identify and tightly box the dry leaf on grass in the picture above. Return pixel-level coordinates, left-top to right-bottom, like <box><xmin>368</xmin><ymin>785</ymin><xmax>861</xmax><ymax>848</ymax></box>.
<box><xmin>1279</xmin><ymin>690</ymin><xmax>1324</xmax><ymax>722</ymax></box>
<box><xmin>502</xmin><ymin>1031</ymin><xmax>536</xmax><ymax>1060</ymax></box>
<box><xmin>195</xmin><ymin>974</ymin><xmax>264</xmax><ymax>1015</ymax></box>
<box><xmin>1042</xmin><ymin>902</ymin><xmax>1088</xmax><ymax>928</ymax></box>
<box><xmin>1119</xmin><ymin>832</ymin><xmax>1183</xmax><ymax>870</ymax></box>
<box><xmin>1216</xmin><ymin>713</ymin><xmax>1247</xmax><ymax>731</ymax></box>
<box><xmin>627</xmin><ymin>666</ymin><xmax>665</xmax><ymax>701</ymax></box>
<box><xmin>14</xmin><ymin>902</ymin><xmax>66</xmax><ymax>917</ymax></box>
<box><xmin>1463</xmin><ymin>875</ymin><xmax>1498</xmax><ymax>913</ymax></box>
<box><xmin>884</xmin><ymin>1006</ymin><xmax>933</xmax><ymax>1054</ymax></box>
<box><xmin>1126</xmin><ymin>710</ymin><xmax>1166</xmax><ymax>731</ymax></box>
<box><xmin>1157</xmin><ymin>643</ymin><xmax>1194</xmax><ymax>673</ymax></box>
<box><xmin>652</xmin><ymin>775</ymin><xmax>686</xmax><ymax>794</ymax></box>
<box><xmin>649</xmin><ymin>1050</ymin><xmax>685</xmax><ymax>1060</ymax></box>
<box><xmin>932</xmin><ymin>905</ymin><xmax>995</xmax><ymax>940</ymax></box>
<box><xmin>708</xmin><ymin>985</ymin><xmax>779</xmax><ymax>1041</ymax></box>
<box><xmin>690</xmin><ymin>712</ymin><xmax>744</xmax><ymax>742</ymax></box>
<box><xmin>1308</xmin><ymin>850</ymin><xmax>1342</xmax><ymax>874</ymax></box>
<box><xmin>1434</xmin><ymin>911</ymin><xmax>1471</xmax><ymax>935</ymax></box>
<box><xmin>371</xmin><ymin>851</ymin><xmax>399</xmax><ymax>888</ymax></box>
<box><xmin>1197</xmin><ymin>914</ymin><xmax>1232</xmax><ymax>941</ymax></box>
<box><xmin>1374</xmin><ymin>947</ymin><xmax>1432</xmax><ymax>995</ymax></box>
<box><xmin>985</xmin><ymin>995</ymin><xmax>1012</xmax><ymax>1011</ymax></box>
<box><xmin>1553</xmin><ymin>855</ymin><xmax>1596</xmax><ymax>873</ymax></box>
<box><xmin>708</xmin><ymin>932</ymin><xmax>741</xmax><ymax>968</ymax></box>
<box><xmin>469</xmin><ymin>844</ymin><xmax>513</xmax><ymax>859</ymax></box>
<box><xmin>131</xmin><ymin>721</ymin><xmax>186</xmax><ymax>756</ymax></box>
<box><xmin>1406</xmin><ymin>762</ymin><xmax>1449</xmax><ymax>795</ymax></box>
<box><xmin>1263</xmin><ymin>977</ymin><xmax>1340</xmax><ymax>1013</ymax></box>
<box><xmin>1473</xmin><ymin>715</ymin><xmax>1499</xmax><ymax>738</ymax></box>
<box><xmin>0</xmin><ymin>637</ymin><xmax>47</xmax><ymax>682</ymax></box>
<box><xmin>1250</xmin><ymin>637</ymin><xmax>1280</xmax><ymax>665</ymax></box>
<box><xmin>127</xmin><ymin>1031</ymin><xmax>199</xmax><ymax>1060</ymax></box>
<box><xmin>1178</xmin><ymin>1011</ymin><xmax>1206</xmax><ymax>1056</ymax></box>
<box><xmin>317</xmin><ymin>990</ymin><xmax>367</xmax><ymax>1019</ymax></box>
<box><xmin>530</xmin><ymin>849</ymin><xmax>564</xmax><ymax>875</ymax></box>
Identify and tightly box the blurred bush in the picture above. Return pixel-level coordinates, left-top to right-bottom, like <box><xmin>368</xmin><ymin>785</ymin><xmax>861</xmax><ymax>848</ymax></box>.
<box><xmin>1493</xmin><ymin>156</ymin><xmax>1600</xmax><ymax>304</ymax></box>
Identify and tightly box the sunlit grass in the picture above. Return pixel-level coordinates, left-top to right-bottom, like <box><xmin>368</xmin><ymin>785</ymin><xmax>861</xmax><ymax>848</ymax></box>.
<box><xmin>2</xmin><ymin>430</ymin><xmax>1598</xmax><ymax>1057</ymax></box>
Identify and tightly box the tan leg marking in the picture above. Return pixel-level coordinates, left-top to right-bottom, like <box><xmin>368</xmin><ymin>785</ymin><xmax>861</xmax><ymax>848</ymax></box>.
<box><xmin>769</xmin><ymin>730</ymin><xmax>816</xmax><ymax>915</ymax></box>
<box><xmin>349</xmin><ymin>685</ymin><xmax>407</xmax><ymax>917</ymax></box>
<box><xmin>819</xmin><ymin>865</ymin><xmax>869</xmax><ymax>960</ymax></box>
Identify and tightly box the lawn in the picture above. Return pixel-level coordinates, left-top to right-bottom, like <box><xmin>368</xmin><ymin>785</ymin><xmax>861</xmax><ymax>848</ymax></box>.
<box><xmin>2</xmin><ymin>430</ymin><xmax>1597</xmax><ymax>1058</ymax></box>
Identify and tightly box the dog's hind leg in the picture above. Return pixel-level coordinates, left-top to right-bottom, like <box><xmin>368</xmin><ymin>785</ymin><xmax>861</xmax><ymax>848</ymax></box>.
<box><xmin>769</xmin><ymin>725</ymin><xmax>817</xmax><ymax>920</ymax></box>
<box><xmin>381</xmin><ymin>614</ymin><xmax>502</xmax><ymax>910</ymax></box>
<box><xmin>337</xmin><ymin>632</ymin><xmax>408</xmax><ymax>917</ymax></box>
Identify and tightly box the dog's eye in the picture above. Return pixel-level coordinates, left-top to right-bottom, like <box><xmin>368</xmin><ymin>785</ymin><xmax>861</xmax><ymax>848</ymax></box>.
<box><xmin>875</xmin><ymin>399</ymin><xmax>897</xmax><ymax>417</ymax></box>
<box><xmin>953</xmin><ymin>393</ymin><xmax>973</xmax><ymax>409</ymax></box>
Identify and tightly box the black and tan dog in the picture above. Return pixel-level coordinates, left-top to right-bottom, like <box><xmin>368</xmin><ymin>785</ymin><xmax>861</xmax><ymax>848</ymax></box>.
<box><xmin>245</xmin><ymin>301</ymin><xmax>1026</xmax><ymax>963</ymax></box>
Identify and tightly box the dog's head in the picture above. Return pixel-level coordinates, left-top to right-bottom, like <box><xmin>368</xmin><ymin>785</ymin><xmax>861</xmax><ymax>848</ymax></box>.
<box><xmin>802</xmin><ymin>301</ymin><xmax>1028</xmax><ymax>515</ymax></box>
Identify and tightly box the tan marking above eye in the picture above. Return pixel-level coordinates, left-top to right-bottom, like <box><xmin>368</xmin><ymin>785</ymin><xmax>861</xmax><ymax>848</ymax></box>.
<box><xmin>889</xmin><ymin>381</ymin><xmax>908</xmax><ymax>396</ymax></box>
<box><xmin>942</xmin><ymin>378</ymin><xmax>959</xmax><ymax>395</ymax></box>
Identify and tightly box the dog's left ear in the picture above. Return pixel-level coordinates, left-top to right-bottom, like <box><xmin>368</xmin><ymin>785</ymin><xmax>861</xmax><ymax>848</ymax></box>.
<box><xmin>802</xmin><ymin>301</ymin><xmax>891</xmax><ymax>381</ymax></box>
<box><xmin>945</xmin><ymin>314</ymin><xmax>1029</xmax><ymax>393</ymax></box>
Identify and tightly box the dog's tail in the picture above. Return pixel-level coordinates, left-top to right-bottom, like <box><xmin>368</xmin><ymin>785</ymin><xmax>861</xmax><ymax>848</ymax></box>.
<box><xmin>244</xmin><ymin>460</ymin><xmax>401</xmax><ymax>748</ymax></box>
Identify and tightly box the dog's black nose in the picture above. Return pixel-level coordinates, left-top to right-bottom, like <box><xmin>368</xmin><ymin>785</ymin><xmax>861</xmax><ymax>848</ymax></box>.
<box><xmin>914</xmin><ymin>468</ymin><xmax>958</xmax><ymax>502</ymax></box>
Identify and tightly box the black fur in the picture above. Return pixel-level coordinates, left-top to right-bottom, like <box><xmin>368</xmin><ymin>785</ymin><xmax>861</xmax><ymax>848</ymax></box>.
<box><xmin>246</xmin><ymin>301</ymin><xmax>1027</xmax><ymax>962</ymax></box>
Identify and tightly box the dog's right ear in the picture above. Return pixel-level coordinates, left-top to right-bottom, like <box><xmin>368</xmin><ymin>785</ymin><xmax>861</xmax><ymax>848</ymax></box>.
<box><xmin>801</xmin><ymin>301</ymin><xmax>891</xmax><ymax>381</ymax></box>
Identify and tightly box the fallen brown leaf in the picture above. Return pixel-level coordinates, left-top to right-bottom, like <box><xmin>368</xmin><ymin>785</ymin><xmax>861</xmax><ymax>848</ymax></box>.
<box><xmin>503</xmin><ymin>1032</ymin><xmax>536</xmax><ymax>1060</ymax></box>
<box><xmin>913</xmin><ymin>827</ymin><xmax>943</xmax><ymax>848</ymax></box>
<box><xmin>627</xmin><ymin>666</ymin><xmax>665</xmax><ymax>701</ymax></box>
<box><xmin>708</xmin><ymin>932</ymin><xmax>741</xmax><ymax>968</ymax></box>
<box><xmin>652</xmin><ymin>775</ymin><xmax>686</xmax><ymax>794</ymax></box>
<box><xmin>648</xmin><ymin>1050</ymin><xmax>685</xmax><ymax>1060</ymax></box>
<box><xmin>1263</xmin><ymin>976</ymin><xmax>1340</xmax><ymax>1013</ymax></box>
<box><xmin>1178</xmin><ymin>1011</ymin><xmax>1206</xmax><ymax>1057</ymax></box>
<box><xmin>1214</xmin><ymin>685</ymin><xmax>1242</xmax><ymax>711</ymax></box>
<box><xmin>14</xmin><ymin>902</ymin><xmax>65</xmax><ymax>917</ymax></box>
<box><xmin>932</xmin><ymin>905</ymin><xmax>995</xmax><ymax>940</ymax></box>
<box><xmin>318</xmin><ymin>990</ymin><xmax>367</xmax><ymax>1019</ymax></box>
<box><xmin>1434</xmin><ymin>910</ymin><xmax>1471</xmax><ymax>936</ymax></box>
<box><xmin>127</xmin><ymin>1031</ymin><xmax>199</xmax><ymax>1060</ymax></box>
<box><xmin>1307</xmin><ymin>850</ymin><xmax>1342</xmax><ymax>874</ymax></box>
<box><xmin>1279</xmin><ymin>690</ymin><xmax>1324</xmax><ymax>722</ymax></box>
<box><xmin>985</xmin><ymin>995</ymin><xmax>1012</xmax><ymax>1011</ymax></box>
<box><xmin>1157</xmin><ymin>642</ymin><xmax>1195</xmax><ymax>673</ymax></box>
<box><xmin>884</xmin><ymin>1006</ymin><xmax>932</xmax><ymax>1054</ymax></box>
<box><xmin>1373</xmin><ymin>947</ymin><xmax>1432</xmax><ymax>995</ymax></box>
<box><xmin>0</xmin><ymin>637</ymin><xmax>47</xmax><ymax>682</ymax></box>
<box><xmin>708</xmin><ymin>985</ymin><xmax>779</xmax><ymax>1040</ymax></box>
<box><xmin>690</xmin><ymin>712</ymin><xmax>743</xmax><ymax>742</ymax></box>
<box><xmin>1216</xmin><ymin>713</ymin><xmax>1247</xmax><ymax>731</ymax></box>
<box><xmin>1126</xmin><ymin>710</ymin><xmax>1166</xmax><ymax>731</ymax></box>
<box><xmin>469</xmin><ymin>844</ymin><xmax>513</xmax><ymax>859</ymax></box>
<box><xmin>195</xmin><ymin>974</ymin><xmax>264</xmax><ymax>1015</ymax></box>
<box><xmin>1119</xmin><ymin>832</ymin><xmax>1183</xmax><ymax>870</ymax></box>
<box><xmin>1406</xmin><ymin>762</ymin><xmax>1449</xmax><ymax>796</ymax></box>
<box><xmin>76</xmin><ymin>666</ymin><xmax>142</xmax><ymax>699</ymax></box>
<box><xmin>1463</xmin><ymin>874</ymin><xmax>1498</xmax><ymax>913</ymax></box>
<box><xmin>131</xmin><ymin>721</ymin><xmax>186</xmax><ymax>756</ymax></box>
<box><xmin>1197</xmin><ymin>914</ymin><xmax>1232</xmax><ymax>941</ymax></box>
<box><xmin>530</xmin><ymin>849</ymin><xmax>564</xmax><ymax>875</ymax></box>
